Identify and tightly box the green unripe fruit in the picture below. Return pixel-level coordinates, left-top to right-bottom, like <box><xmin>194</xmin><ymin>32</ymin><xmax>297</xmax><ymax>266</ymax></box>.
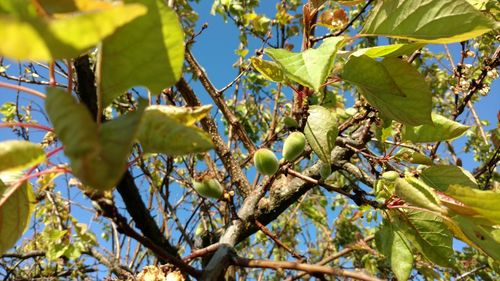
<box><xmin>381</xmin><ymin>171</ymin><xmax>399</xmax><ymax>181</ymax></box>
<box><xmin>283</xmin><ymin>117</ymin><xmax>299</xmax><ymax>128</ymax></box>
<box><xmin>253</xmin><ymin>148</ymin><xmax>279</xmax><ymax>176</ymax></box>
<box><xmin>192</xmin><ymin>178</ymin><xmax>223</xmax><ymax>199</ymax></box>
<box><xmin>283</xmin><ymin>132</ymin><xmax>306</xmax><ymax>161</ymax></box>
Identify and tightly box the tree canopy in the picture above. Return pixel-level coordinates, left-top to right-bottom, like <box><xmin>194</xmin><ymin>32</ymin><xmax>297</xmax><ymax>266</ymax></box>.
<box><xmin>0</xmin><ymin>0</ymin><xmax>499</xmax><ymax>280</ymax></box>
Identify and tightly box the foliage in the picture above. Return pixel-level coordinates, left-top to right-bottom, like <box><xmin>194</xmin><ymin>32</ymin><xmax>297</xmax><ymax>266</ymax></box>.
<box><xmin>0</xmin><ymin>0</ymin><xmax>499</xmax><ymax>280</ymax></box>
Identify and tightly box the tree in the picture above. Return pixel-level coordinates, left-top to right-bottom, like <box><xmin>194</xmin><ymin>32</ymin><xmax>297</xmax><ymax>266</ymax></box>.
<box><xmin>0</xmin><ymin>0</ymin><xmax>499</xmax><ymax>280</ymax></box>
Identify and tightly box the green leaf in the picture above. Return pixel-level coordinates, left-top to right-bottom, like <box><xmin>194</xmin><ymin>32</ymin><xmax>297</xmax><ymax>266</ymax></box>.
<box><xmin>442</xmin><ymin>185</ymin><xmax>500</xmax><ymax>225</ymax></box>
<box><xmin>251</xmin><ymin>57</ymin><xmax>284</xmax><ymax>83</ymax></box>
<box><xmin>342</xmin><ymin>55</ymin><xmax>432</xmax><ymax>126</ymax></box>
<box><xmin>100</xmin><ymin>0</ymin><xmax>185</xmax><ymax>107</ymax></box>
<box><xmin>395</xmin><ymin>177</ymin><xmax>443</xmax><ymax>213</ymax></box>
<box><xmin>0</xmin><ymin>140</ymin><xmax>45</xmax><ymax>172</ymax></box>
<box><xmin>303</xmin><ymin>105</ymin><xmax>338</xmax><ymax>164</ymax></box>
<box><xmin>402</xmin><ymin>113</ymin><xmax>469</xmax><ymax>142</ymax></box>
<box><xmin>420</xmin><ymin>165</ymin><xmax>478</xmax><ymax>191</ymax></box>
<box><xmin>0</xmin><ymin>172</ymin><xmax>35</xmax><ymax>254</ymax></box>
<box><xmin>265</xmin><ymin>37</ymin><xmax>345</xmax><ymax>92</ymax></box>
<box><xmin>361</xmin><ymin>0</ymin><xmax>495</xmax><ymax>43</ymax></box>
<box><xmin>45</xmin><ymin>88</ymin><xmax>146</xmax><ymax>190</ymax></box>
<box><xmin>0</xmin><ymin>1</ymin><xmax>146</xmax><ymax>60</ymax></box>
<box><xmin>398</xmin><ymin>210</ymin><xmax>454</xmax><ymax>268</ymax></box>
<box><xmin>137</xmin><ymin>105</ymin><xmax>214</xmax><ymax>156</ymax></box>
<box><xmin>394</xmin><ymin>148</ymin><xmax>433</xmax><ymax>165</ymax></box>
<box><xmin>450</xmin><ymin>213</ymin><xmax>500</xmax><ymax>260</ymax></box>
<box><xmin>350</xmin><ymin>43</ymin><xmax>425</xmax><ymax>58</ymax></box>
<box><xmin>376</xmin><ymin>222</ymin><xmax>414</xmax><ymax>281</ymax></box>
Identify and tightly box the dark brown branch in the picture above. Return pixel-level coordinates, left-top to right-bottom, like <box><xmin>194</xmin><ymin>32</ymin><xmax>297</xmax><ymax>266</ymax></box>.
<box><xmin>254</xmin><ymin>219</ymin><xmax>304</xmax><ymax>261</ymax></box>
<box><xmin>74</xmin><ymin>55</ymin><xmax>181</xmax><ymax>264</ymax></box>
<box><xmin>185</xmin><ymin>49</ymin><xmax>257</xmax><ymax>154</ymax></box>
<box><xmin>176</xmin><ymin>78</ymin><xmax>252</xmax><ymax>196</ymax></box>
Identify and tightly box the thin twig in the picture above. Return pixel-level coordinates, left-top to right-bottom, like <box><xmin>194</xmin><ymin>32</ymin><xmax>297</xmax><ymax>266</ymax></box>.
<box><xmin>232</xmin><ymin>256</ymin><xmax>383</xmax><ymax>281</ymax></box>
<box><xmin>0</xmin><ymin>81</ymin><xmax>46</xmax><ymax>99</ymax></box>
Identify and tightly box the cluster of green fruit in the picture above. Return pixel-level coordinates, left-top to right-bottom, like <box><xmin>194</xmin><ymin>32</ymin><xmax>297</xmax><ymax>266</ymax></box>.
<box><xmin>190</xmin><ymin>132</ymin><xmax>307</xmax><ymax>200</ymax></box>
<box><xmin>253</xmin><ymin>131</ymin><xmax>307</xmax><ymax>175</ymax></box>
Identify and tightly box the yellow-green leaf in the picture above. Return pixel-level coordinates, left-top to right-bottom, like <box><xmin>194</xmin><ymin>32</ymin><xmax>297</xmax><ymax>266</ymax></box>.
<box><xmin>395</xmin><ymin>177</ymin><xmax>443</xmax><ymax>213</ymax></box>
<box><xmin>100</xmin><ymin>0</ymin><xmax>185</xmax><ymax>107</ymax></box>
<box><xmin>137</xmin><ymin>105</ymin><xmax>214</xmax><ymax>156</ymax></box>
<box><xmin>0</xmin><ymin>172</ymin><xmax>35</xmax><ymax>254</ymax></box>
<box><xmin>0</xmin><ymin>1</ymin><xmax>146</xmax><ymax>60</ymax></box>
<box><xmin>376</xmin><ymin>221</ymin><xmax>414</xmax><ymax>281</ymax></box>
<box><xmin>450</xmin><ymin>213</ymin><xmax>500</xmax><ymax>260</ymax></box>
<box><xmin>350</xmin><ymin>43</ymin><xmax>425</xmax><ymax>58</ymax></box>
<box><xmin>361</xmin><ymin>0</ymin><xmax>495</xmax><ymax>43</ymax></box>
<box><xmin>342</xmin><ymin>55</ymin><xmax>433</xmax><ymax>126</ymax></box>
<box><xmin>303</xmin><ymin>105</ymin><xmax>338</xmax><ymax>164</ymax></box>
<box><xmin>265</xmin><ymin>37</ymin><xmax>345</xmax><ymax>92</ymax></box>
<box><xmin>402</xmin><ymin>113</ymin><xmax>469</xmax><ymax>142</ymax></box>
<box><xmin>0</xmin><ymin>140</ymin><xmax>45</xmax><ymax>172</ymax></box>
<box><xmin>251</xmin><ymin>57</ymin><xmax>284</xmax><ymax>83</ymax></box>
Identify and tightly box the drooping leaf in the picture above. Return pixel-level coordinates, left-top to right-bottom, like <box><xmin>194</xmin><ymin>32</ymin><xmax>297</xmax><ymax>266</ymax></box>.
<box><xmin>251</xmin><ymin>57</ymin><xmax>284</xmax><ymax>83</ymax></box>
<box><xmin>361</xmin><ymin>0</ymin><xmax>495</xmax><ymax>43</ymax></box>
<box><xmin>100</xmin><ymin>0</ymin><xmax>185</xmax><ymax>107</ymax></box>
<box><xmin>0</xmin><ymin>172</ymin><xmax>35</xmax><ymax>254</ymax></box>
<box><xmin>0</xmin><ymin>1</ymin><xmax>146</xmax><ymax>60</ymax></box>
<box><xmin>137</xmin><ymin>105</ymin><xmax>214</xmax><ymax>156</ymax></box>
<box><xmin>45</xmin><ymin>88</ymin><xmax>146</xmax><ymax>190</ymax></box>
<box><xmin>303</xmin><ymin>105</ymin><xmax>338</xmax><ymax>164</ymax></box>
<box><xmin>402</xmin><ymin>113</ymin><xmax>469</xmax><ymax>142</ymax></box>
<box><xmin>376</xmin><ymin>221</ymin><xmax>414</xmax><ymax>281</ymax></box>
<box><xmin>350</xmin><ymin>43</ymin><xmax>425</xmax><ymax>58</ymax></box>
<box><xmin>450</xmin><ymin>213</ymin><xmax>500</xmax><ymax>260</ymax></box>
<box><xmin>342</xmin><ymin>55</ymin><xmax>432</xmax><ymax>126</ymax></box>
<box><xmin>265</xmin><ymin>37</ymin><xmax>345</xmax><ymax>92</ymax></box>
<box><xmin>395</xmin><ymin>177</ymin><xmax>443</xmax><ymax>213</ymax></box>
<box><xmin>420</xmin><ymin>165</ymin><xmax>478</xmax><ymax>191</ymax></box>
<box><xmin>0</xmin><ymin>140</ymin><xmax>45</xmax><ymax>172</ymax></box>
<box><xmin>395</xmin><ymin>210</ymin><xmax>453</xmax><ymax>267</ymax></box>
<box><xmin>441</xmin><ymin>185</ymin><xmax>500</xmax><ymax>225</ymax></box>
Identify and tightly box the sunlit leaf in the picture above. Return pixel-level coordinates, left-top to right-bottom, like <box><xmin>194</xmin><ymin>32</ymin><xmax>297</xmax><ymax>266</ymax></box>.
<box><xmin>450</xmin><ymin>213</ymin><xmax>500</xmax><ymax>260</ymax></box>
<box><xmin>0</xmin><ymin>140</ymin><xmax>45</xmax><ymax>172</ymax></box>
<box><xmin>395</xmin><ymin>177</ymin><xmax>443</xmax><ymax>213</ymax></box>
<box><xmin>402</xmin><ymin>113</ymin><xmax>469</xmax><ymax>142</ymax></box>
<box><xmin>420</xmin><ymin>165</ymin><xmax>478</xmax><ymax>191</ymax></box>
<box><xmin>251</xmin><ymin>57</ymin><xmax>284</xmax><ymax>83</ymax></box>
<box><xmin>442</xmin><ymin>185</ymin><xmax>500</xmax><ymax>225</ymax></box>
<box><xmin>265</xmin><ymin>37</ymin><xmax>345</xmax><ymax>92</ymax></box>
<box><xmin>376</xmin><ymin>221</ymin><xmax>414</xmax><ymax>281</ymax></box>
<box><xmin>45</xmin><ymin>88</ymin><xmax>146</xmax><ymax>190</ymax></box>
<box><xmin>361</xmin><ymin>0</ymin><xmax>495</xmax><ymax>43</ymax></box>
<box><xmin>398</xmin><ymin>210</ymin><xmax>453</xmax><ymax>267</ymax></box>
<box><xmin>0</xmin><ymin>1</ymin><xmax>146</xmax><ymax>60</ymax></box>
<box><xmin>394</xmin><ymin>148</ymin><xmax>433</xmax><ymax>165</ymax></box>
<box><xmin>137</xmin><ymin>105</ymin><xmax>214</xmax><ymax>156</ymax></box>
<box><xmin>0</xmin><ymin>172</ymin><xmax>35</xmax><ymax>254</ymax></box>
<box><xmin>350</xmin><ymin>43</ymin><xmax>425</xmax><ymax>58</ymax></box>
<box><xmin>304</xmin><ymin>105</ymin><xmax>338</xmax><ymax>164</ymax></box>
<box><xmin>342</xmin><ymin>55</ymin><xmax>432</xmax><ymax>126</ymax></box>
<box><xmin>38</xmin><ymin>0</ymin><xmax>115</xmax><ymax>14</ymax></box>
<box><xmin>100</xmin><ymin>0</ymin><xmax>185</xmax><ymax>107</ymax></box>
